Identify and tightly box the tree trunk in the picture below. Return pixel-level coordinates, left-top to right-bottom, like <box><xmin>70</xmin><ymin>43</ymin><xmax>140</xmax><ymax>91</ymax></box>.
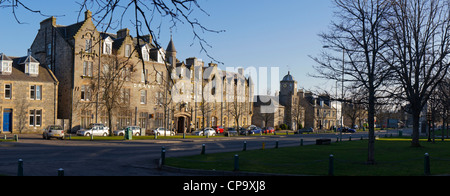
<box><xmin>411</xmin><ymin>108</ymin><xmax>421</xmax><ymax>147</ymax></box>
<box><xmin>367</xmin><ymin>87</ymin><xmax>376</xmax><ymax>165</ymax></box>
<box><xmin>108</xmin><ymin>109</ymin><xmax>113</xmax><ymax>136</ymax></box>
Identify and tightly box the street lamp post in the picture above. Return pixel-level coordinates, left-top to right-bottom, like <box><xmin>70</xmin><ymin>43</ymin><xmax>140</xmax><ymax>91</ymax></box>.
<box><xmin>323</xmin><ymin>45</ymin><xmax>345</xmax><ymax>141</ymax></box>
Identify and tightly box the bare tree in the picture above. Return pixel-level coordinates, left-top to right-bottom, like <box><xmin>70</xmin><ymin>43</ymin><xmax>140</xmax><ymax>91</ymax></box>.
<box><xmin>437</xmin><ymin>78</ymin><xmax>450</xmax><ymax>139</ymax></box>
<box><xmin>91</xmin><ymin>54</ymin><xmax>135</xmax><ymax>136</ymax></box>
<box><xmin>311</xmin><ymin>0</ymin><xmax>392</xmax><ymax>164</ymax></box>
<box><xmin>382</xmin><ymin>0</ymin><xmax>450</xmax><ymax>147</ymax></box>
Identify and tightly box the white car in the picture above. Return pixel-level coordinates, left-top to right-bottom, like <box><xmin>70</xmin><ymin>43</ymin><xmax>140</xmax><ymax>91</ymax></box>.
<box><xmin>153</xmin><ymin>127</ymin><xmax>175</xmax><ymax>136</ymax></box>
<box><xmin>194</xmin><ymin>128</ymin><xmax>216</xmax><ymax>136</ymax></box>
<box><xmin>77</xmin><ymin>123</ymin><xmax>109</xmax><ymax>137</ymax></box>
<box><xmin>42</xmin><ymin>125</ymin><xmax>65</xmax><ymax>140</ymax></box>
<box><xmin>114</xmin><ymin>126</ymin><xmax>141</xmax><ymax>136</ymax></box>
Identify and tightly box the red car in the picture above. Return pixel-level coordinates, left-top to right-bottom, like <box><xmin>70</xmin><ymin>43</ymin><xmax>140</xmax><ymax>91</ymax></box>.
<box><xmin>263</xmin><ymin>127</ymin><xmax>275</xmax><ymax>134</ymax></box>
<box><xmin>213</xmin><ymin>126</ymin><xmax>224</xmax><ymax>133</ymax></box>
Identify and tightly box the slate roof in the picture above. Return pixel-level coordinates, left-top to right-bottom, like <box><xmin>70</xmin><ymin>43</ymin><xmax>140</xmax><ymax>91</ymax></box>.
<box><xmin>0</xmin><ymin>55</ymin><xmax>57</xmax><ymax>83</ymax></box>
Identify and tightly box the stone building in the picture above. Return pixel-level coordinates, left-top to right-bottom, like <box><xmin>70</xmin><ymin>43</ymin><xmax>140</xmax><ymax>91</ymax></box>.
<box><xmin>30</xmin><ymin>11</ymin><xmax>169</xmax><ymax>132</ymax></box>
<box><xmin>301</xmin><ymin>91</ymin><xmax>337</xmax><ymax>130</ymax></box>
<box><xmin>29</xmin><ymin>10</ymin><xmax>253</xmax><ymax>133</ymax></box>
<box><xmin>279</xmin><ymin>72</ymin><xmax>305</xmax><ymax>130</ymax></box>
<box><xmin>252</xmin><ymin>95</ymin><xmax>285</xmax><ymax>128</ymax></box>
<box><xmin>0</xmin><ymin>52</ymin><xmax>58</xmax><ymax>133</ymax></box>
<box><xmin>171</xmin><ymin>59</ymin><xmax>254</xmax><ymax>132</ymax></box>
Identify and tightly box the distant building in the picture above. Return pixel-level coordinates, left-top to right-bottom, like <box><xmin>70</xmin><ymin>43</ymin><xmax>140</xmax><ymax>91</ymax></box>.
<box><xmin>301</xmin><ymin>91</ymin><xmax>337</xmax><ymax>130</ymax></box>
<box><xmin>252</xmin><ymin>95</ymin><xmax>285</xmax><ymax>128</ymax></box>
<box><xmin>279</xmin><ymin>72</ymin><xmax>305</xmax><ymax>130</ymax></box>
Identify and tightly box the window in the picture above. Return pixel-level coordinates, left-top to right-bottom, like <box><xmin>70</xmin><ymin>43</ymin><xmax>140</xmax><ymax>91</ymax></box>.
<box><xmin>121</xmin><ymin>88</ymin><xmax>130</xmax><ymax>104</ymax></box>
<box><xmin>156</xmin><ymin>72</ymin><xmax>163</xmax><ymax>84</ymax></box>
<box><xmin>28</xmin><ymin>63</ymin><xmax>38</xmax><ymax>75</ymax></box>
<box><xmin>81</xmin><ymin>85</ymin><xmax>91</xmax><ymax>101</ymax></box>
<box><xmin>29</xmin><ymin>109</ymin><xmax>42</xmax><ymax>127</ymax></box>
<box><xmin>81</xmin><ymin>109</ymin><xmax>92</xmax><ymax>129</ymax></box>
<box><xmin>85</xmin><ymin>39</ymin><xmax>92</xmax><ymax>53</ymax></box>
<box><xmin>140</xmin><ymin>90</ymin><xmax>147</xmax><ymax>104</ymax></box>
<box><xmin>36</xmin><ymin>85</ymin><xmax>42</xmax><ymax>100</ymax></box>
<box><xmin>141</xmin><ymin>69</ymin><xmax>148</xmax><ymax>83</ymax></box>
<box><xmin>47</xmin><ymin>43</ymin><xmax>52</xmax><ymax>56</ymax></box>
<box><xmin>2</xmin><ymin>62</ymin><xmax>11</xmax><ymax>73</ymax></box>
<box><xmin>139</xmin><ymin>112</ymin><xmax>148</xmax><ymax>130</ymax></box>
<box><xmin>125</xmin><ymin>44</ymin><xmax>131</xmax><ymax>57</ymax></box>
<box><xmin>142</xmin><ymin>47</ymin><xmax>149</xmax><ymax>61</ymax></box>
<box><xmin>30</xmin><ymin>85</ymin><xmax>42</xmax><ymax>100</ymax></box>
<box><xmin>104</xmin><ymin>42</ymin><xmax>112</xmax><ymax>55</ymax></box>
<box><xmin>5</xmin><ymin>84</ymin><xmax>11</xmax><ymax>99</ymax></box>
<box><xmin>83</xmin><ymin>61</ymin><xmax>93</xmax><ymax>77</ymax></box>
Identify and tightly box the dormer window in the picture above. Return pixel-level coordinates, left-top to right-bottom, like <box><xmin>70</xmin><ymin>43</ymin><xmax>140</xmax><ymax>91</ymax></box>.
<box><xmin>1</xmin><ymin>61</ymin><xmax>12</xmax><ymax>74</ymax></box>
<box><xmin>157</xmin><ymin>49</ymin><xmax>165</xmax><ymax>63</ymax></box>
<box><xmin>0</xmin><ymin>53</ymin><xmax>12</xmax><ymax>75</ymax></box>
<box><xmin>142</xmin><ymin>45</ymin><xmax>150</xmax><ymax>61</ymax></box>
<box><xmin>103</xmin><ymin>37</ymin><xmax>113</xmax><ymax>55</ymax></box>
<box><xmin>23</xmin><ymin>55</ymin><xmax>40</xmax><ymax>76</ymax></box>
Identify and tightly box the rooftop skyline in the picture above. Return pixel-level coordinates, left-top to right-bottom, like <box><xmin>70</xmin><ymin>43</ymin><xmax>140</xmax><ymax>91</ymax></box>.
<box><xmin>0</xmin><ymin>0</ymin><xmax>335</xmax><ymax>94</ymax></box>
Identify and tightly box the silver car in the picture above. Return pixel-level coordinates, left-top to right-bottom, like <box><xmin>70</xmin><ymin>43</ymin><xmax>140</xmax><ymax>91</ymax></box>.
<box><xmin>194</xmin><ymin>128</ymin><xmax>216</xmax><ymax>136</ymax></box>
<box><xmin>42</xmin><ymin>125</ymin><xmax>65</xmax><ymax>140</ymax></box>
<box><xmin>77</xmin><ymin>123</ymin><xmax>109</xmax><ymax>137</ymax></box>
<box><xmin>153</xmin><ymin>127</ymin><xmax>175</xmax><ymax>136</ymax></box>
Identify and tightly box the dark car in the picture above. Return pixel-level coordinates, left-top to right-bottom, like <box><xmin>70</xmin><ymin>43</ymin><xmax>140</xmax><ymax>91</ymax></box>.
<box><xmin>225</xmin><ymin>127</ymin><xmax>238</xmax><ymax>136</ymax></box>
<box><xmin>339</xmin><ymin>127</ymin><xmax>356</xmax><ymax>133</ymax></box>
<box><xmin>239</xmin><ymin>127</ymin><xmax>248</xmax><ymax>135</ymax></box>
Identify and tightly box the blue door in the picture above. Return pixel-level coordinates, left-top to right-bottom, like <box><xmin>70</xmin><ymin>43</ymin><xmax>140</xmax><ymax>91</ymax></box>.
<box><xmin>3</xmin><ymin>109</ymin><xmax>12</xmax><ymax>132</ymax></box>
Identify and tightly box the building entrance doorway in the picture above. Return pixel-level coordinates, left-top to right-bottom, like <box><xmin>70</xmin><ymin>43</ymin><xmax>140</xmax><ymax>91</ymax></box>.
<box><xmin>3</xmin><ymin>109</ymin><xmax>12</xmax><ymax>132</ymax></box>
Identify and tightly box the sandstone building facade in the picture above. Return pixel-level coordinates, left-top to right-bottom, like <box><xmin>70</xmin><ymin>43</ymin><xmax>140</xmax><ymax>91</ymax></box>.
<box><xmin>30</xmin><ymin>10</ymin><xmax>253</xmax><ymax>133</ymax></box>
<box><xmin>0</xmin><ymin>53</ymin><xmax>58</xmax><ymax>133</ymax></box>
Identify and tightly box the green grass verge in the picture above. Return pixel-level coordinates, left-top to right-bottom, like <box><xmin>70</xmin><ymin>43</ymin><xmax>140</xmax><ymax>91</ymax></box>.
<box><xmin>166</xmin><ymin>139</ymin><xmax>450</xmax><ymax>176</ymax></box>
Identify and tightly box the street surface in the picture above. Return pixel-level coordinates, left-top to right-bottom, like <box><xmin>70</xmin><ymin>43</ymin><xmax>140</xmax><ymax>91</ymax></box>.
<box><xmin>0</xmin><ymin>130</ymin><xmax>403</xmax><ymax>176</ymax></box>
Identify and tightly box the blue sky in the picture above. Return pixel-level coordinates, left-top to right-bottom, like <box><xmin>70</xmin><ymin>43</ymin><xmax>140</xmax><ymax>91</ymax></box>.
<box><xmin>0</xmin><ymin>0</ymin><xmax>335</xmax><ymax>94</ymax></box>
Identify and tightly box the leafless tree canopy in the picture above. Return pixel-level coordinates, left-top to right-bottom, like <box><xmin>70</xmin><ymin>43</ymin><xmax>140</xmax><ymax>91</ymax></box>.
<box><xmin>311</xmin><ymin>0</ymin><xmax>393</xmax><ymax>164</ymax></box>
<box><xmin>0</xmin><ymin>0</ymin><xmax>224</xmax><ymax>61</ymax></box>
<box><xmin>382</xmin><ymin>0</ymin><xmax>450</xmax><ymax>147</ymax></box>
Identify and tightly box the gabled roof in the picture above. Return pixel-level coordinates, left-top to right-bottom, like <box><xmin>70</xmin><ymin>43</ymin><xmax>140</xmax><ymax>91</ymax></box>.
<box><xmin>0</xmin><ymin>53</ymin><xmax>12</xmax><ymax>61</ymax></box>
<box><xmin>18</xmin><ymin>55</ymin><xmax>40</xmax><ymax>64</ymax></box>
<box><xmin>55</xmin><ymin>21</ymin><xmax>84</xmax><ymax>41</ymax></box>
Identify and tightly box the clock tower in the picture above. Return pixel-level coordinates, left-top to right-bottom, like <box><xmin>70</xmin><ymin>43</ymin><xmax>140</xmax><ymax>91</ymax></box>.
<box><xmin>280</xmin><ymin>71</ymin><xmax>297</xmax><ymax>96</ymax></box>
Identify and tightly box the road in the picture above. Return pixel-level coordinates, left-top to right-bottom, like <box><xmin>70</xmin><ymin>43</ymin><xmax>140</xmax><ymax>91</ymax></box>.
<box><xmin>0</xmin><ymin>130</ymin><xmax>400</xmax><ymax>176</ymax></box>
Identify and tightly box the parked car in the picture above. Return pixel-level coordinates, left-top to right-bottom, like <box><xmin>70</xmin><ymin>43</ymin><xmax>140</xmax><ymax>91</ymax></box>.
<box><xmin>225</xmin><ymin>127</ymin><xmax>238</xmax><ymax>136</ymax></box>
<box><xmin>113</xmin><ymin>126</ymin><xmax>141</xmax><ymax>136</ymax></box>
<box><xmin>337</xmin><ymin>127</ymin><xmax>356</xmax><ymax>133</ymax></box>
<box><xmin>248</xmin><ymin>126</ymin><xmax>262</xmax><ymax>134</ymax></box>
<box><xmin>77</xmin><ymin>123</ymin><xmax>109</xmax><ymax>137</ymax></box>
<box><xmin>42</xmin><ymin>125</ymin><xmax>65</xmax><ymax>140</ymax></box>
<box><xmin>213</xmin><ymin>126</ymin><xmax>225</xmax><ymax>134</ymax></box>
<box><xmin>153</xmin><ymin>127</ymin><xmax>175</xmax><ymax>136</ymax></box>
<box><xmin>239</xmin><ymin>127</ymin><xmax>248</xmax><ymax>135</ymax></box>
<box><xmin>194</xmin><ymin>128</ymin><xmax>216</xmax><ymax>136</ymax></box>
<box><xmin>263</xmin><ymin>127</ymin><xmax>275</xmax><ymax>134</ymax></box>
<box><xmin>295</xmin><ymin>127</ymin><xmax>314</xmax><ymax>134</ymax></box>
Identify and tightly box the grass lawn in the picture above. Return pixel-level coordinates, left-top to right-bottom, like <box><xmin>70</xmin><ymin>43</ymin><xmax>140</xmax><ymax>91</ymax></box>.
<box><xmin>166</xmin><ymin>139</ymin><xmax>450</xmax><ymax>176</ymax></box>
